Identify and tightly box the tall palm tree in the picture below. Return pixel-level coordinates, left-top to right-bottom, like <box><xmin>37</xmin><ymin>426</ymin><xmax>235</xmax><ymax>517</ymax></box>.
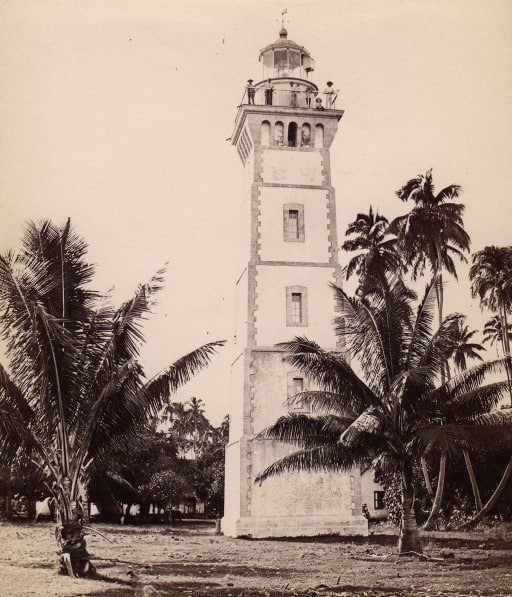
<box><xmin>0</xmin><ymin>220</ymin><xmax>224</xmax><ymax>576</ymax></box>
<box><xmin>255</xmin><ymin>276</ymin><xmax>512</xmax><ymax>553</ymax></box>
<box><xmin>451</xmin><ymin>316</ymin><xmax>485</xmax><ymax>372</ymax></box>
<box><xmin>423</xmin><ymin>314</ymin><xmax>485</xmax><ymax>528</ymax></box>
<box><xmin>390</xmin><ymin>169</ymin><xmax>470</xmax><ymax>328</ymax></box>
<box><xmin>483</xmin><ymin>315</ymin><xmax>512</xmax><ymax>358</ymax></box>
<box><xmin>184</xmin><ymin>397</ymin><xmax>209</xmax><ymax>458</ymax></box>
<box><xmin>341</xmin><ymin>206</ymin><xmax>400</xmax><ymax>296</ymax></box>
<box><xmin>470</xmin><ymin>246</ymin><xmax>512</xmax><ymax>406</ymax></box>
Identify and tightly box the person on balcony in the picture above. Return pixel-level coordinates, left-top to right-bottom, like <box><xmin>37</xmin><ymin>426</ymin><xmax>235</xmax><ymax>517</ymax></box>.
<box><xmin>264</xmin><ymin>79</ymin><xmax>274</xmax><ymax>105</ymax></box>
<box><xmin>305</xmin><ymin>87</ymin><xmax>316</xmax><ymax>108</ymax></box>
<box><xmin>289</xmin><ymin>82</ymin><xmax>298</xmax><ymax>108</ymax></box>
<box><xmin>324</xmin><ymin>81</ymin><xmax>337</xmax><ymax>109</ymax></box>
<box><xmin>315</xmin><ymin>97</ymin><xmax>325</xmax><ymax>110</ymax></box>
<box><xmin>247</xmin><ymin>79</ymin><xmax>255</xmax><ymax>105</ymax></box>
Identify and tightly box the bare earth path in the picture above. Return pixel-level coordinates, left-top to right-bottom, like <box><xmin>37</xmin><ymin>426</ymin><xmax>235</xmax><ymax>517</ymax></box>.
<box><xmin>1</xmin><ymin>521</ymin><xmax>512</xmax><ymax>596</ymax></box>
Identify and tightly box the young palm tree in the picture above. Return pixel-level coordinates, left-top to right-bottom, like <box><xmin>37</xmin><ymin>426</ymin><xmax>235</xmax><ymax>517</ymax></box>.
<box><xmin>255</xmin><ymin>276</ymin><xmax>512</xmax><ymax>553</ymax></box>
<box><xmin>390</xmin><ymin>169</ymin><xmax>470</xmax><ymax>328</ymax></box>
<box><xmin>0</xmin><ymin>220</ymin><xmax>224</xmax><ymax>576</ymax></box>
<box><xmin>341</xmin><ymin>206</ymin><xmax>400</xmax><ymax>296</ymax></box>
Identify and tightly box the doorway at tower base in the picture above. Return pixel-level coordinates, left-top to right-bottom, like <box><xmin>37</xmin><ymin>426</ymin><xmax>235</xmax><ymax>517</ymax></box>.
<box><xmin>222</xmin><ymin>514</ymin><xmax>368</xmax><ymax>539</ymax></box>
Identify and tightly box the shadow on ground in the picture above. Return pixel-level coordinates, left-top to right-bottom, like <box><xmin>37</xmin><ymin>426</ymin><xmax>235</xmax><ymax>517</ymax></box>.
<box><xmin>85</xmin><ymin>581</ymin><xmax>411</xmax><ymax>597</ymax></box>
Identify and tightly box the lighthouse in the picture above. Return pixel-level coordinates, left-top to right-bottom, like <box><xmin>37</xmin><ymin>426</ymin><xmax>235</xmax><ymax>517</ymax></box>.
<box><xmin>222</xmin><ymin>27</ymin><xmax>368</xmax><ymax>538</ymax></box>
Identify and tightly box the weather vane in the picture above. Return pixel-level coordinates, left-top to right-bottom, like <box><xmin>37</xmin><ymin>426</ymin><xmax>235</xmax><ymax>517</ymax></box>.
<box><xmin>280</xmin><ymin>8</ymin><xmax>288</xmax><ymax>29</ymax></box>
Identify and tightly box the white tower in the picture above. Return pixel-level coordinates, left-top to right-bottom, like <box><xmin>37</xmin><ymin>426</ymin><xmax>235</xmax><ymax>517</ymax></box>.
<box><xmin>222</xmin><ymin>27</ymin><xmax>368</xmax><ymax>538</ymax></box>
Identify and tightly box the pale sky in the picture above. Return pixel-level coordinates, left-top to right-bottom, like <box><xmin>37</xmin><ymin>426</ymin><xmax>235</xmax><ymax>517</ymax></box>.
<box><xmin>1</xmin><ymin>1</ymin><xmax>511</xmax><ymax>424</ymax></box>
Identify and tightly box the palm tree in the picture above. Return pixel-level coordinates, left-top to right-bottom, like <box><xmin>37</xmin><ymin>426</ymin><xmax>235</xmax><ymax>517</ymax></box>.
<box><xmin>255</xmin><ymin>276</ymin><xmax>512</xmax><ymax>553</ymax></box>
<box><xmin>0</xmin><ymin>220</ymin><xmax>224</xmax><ymax>576</ymax></box>
<box><xmin>470</xmin><ymin>246</ymin><xmax>512</xmax><ymax>406</ymax></box>
<box><xmin>391</xmin><ymin>169</ymin><xmax>470</xmax><ymax>328</ymax></box>
<box><xmin>184</xmin><ymin>397</ymin><xmax>209</xmax><ymax>458</ymax></box>
<box><xmin>451</xmin><ymin>316</ymin><xmax>485</xmax><ymax>373</ymax></box>
<box><xmin>341</xmin><ymin>206</ymin><xmax>400</xmax><ymax>295</ymax></box>
<box><xmin>423</xmin><ymin>314</ymin><xmax>485</xmax><ymax>528</ymax></box>
<box><xmin>483</xmin><ymin>315</ymin><xmax>512</xmax><ymax>358</ymax></box>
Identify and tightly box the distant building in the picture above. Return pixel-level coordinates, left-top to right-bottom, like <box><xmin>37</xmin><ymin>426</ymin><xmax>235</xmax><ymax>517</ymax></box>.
<box><xmin>222</xmin><ymin>27</ymin><xmax>368</xmax><ymax>538</ymax></box>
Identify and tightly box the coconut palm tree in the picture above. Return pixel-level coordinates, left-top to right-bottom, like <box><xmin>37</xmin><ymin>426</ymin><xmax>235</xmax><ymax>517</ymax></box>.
<box><xmin>341</xmin><ymin>206</ymin><xmax>400</xmax><ymax>296</ymax></box>
<box><xmin>391</xmin><ymin>169</ymin><xmax>470</xmax><ymax>328</ymax></box>
<box><xmin>470</xmin><ymin>246</ymin><xmax>512</xmax><ymax>406</ymax></box>
<box><xmin>184</xmin><ymin>397</ymin><xmax>209</xmax><ymax>458</ymax></box>
<box><xmin>0</xmin><ymin>219</ymin><xmax>224</xmax><ymax>576</ymax></box>
<box><xmin>423</xmin><ymin>315</ymin><xmax>485</xmax><ymax>528</ymax></box>
<box><xmin>255</xmin><ymin>276</ymin><xmax>512</xmax><ymax>553</ymax></box>
<box><xmin>451</xmin><ymin>316</ymin><xmax>485</xmax><ymax>373</ymax></box>
<box><xmin>483</xmin><ymin>316</ymin><xmax>512</xmax><ymax>358</ymax></box>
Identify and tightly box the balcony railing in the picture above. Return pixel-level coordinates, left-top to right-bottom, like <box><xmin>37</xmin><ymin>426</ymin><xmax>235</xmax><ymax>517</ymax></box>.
<box><xmin>240</xmin><ymin>87</ymin><xmax>338</xmax><ymax>110</ymax></box>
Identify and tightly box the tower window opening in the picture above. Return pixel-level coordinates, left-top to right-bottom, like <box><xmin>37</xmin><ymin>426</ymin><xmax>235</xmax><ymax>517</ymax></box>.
<box><xmin>286</xmin><ymin>285</ymin><xmax>308</xmax><ymax>326</ymax></box>
<box><xmin>261</xmin><ymin>120</ymin><xmax>270</xmax><ymax>146</ymax></box>
<box><xmin>275</xmin><ymin>121</ymin><xmax>284</xmax><ymax>146</ymax></box>
<box><xmin>301</xmin><ymin>123</ymin><xmax>311</xmax><ymax>146</ymax></box>
<box><xmin>283</xmin><ymin>203</ymin><xmax>305</xmax><ymax>242</ymax></box>
<box><xmin>291</xmin><ymin>377</ymin><xmax>304</xmax><ymax>410</ymax></box>
<box><xmin>291</xmin><ymin>293</ymin><xmax>302</xmax><ymax>323</ymax></box>
<box><xmin>289</xmin><ymin>210</ymin><xmax>299</xmax><ymax>238</ymax></box>
<box><xmin>288</xmin><ymin>122</ymin><xmax>298</xmax><ymax>147</ymax></box>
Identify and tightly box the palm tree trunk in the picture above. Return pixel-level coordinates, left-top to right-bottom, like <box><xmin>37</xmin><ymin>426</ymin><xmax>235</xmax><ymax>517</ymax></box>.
<box><xmin>398</xmin><ymin>461</ymin><xmax>422</xmax><ymax>553</ymax></box>
<box><xmin>459</xmin><ymin>455</ymin><xmax>512</xmax><ymax>530</ymax></box>
<box><xmin>56</xmin><ymin>499</ymin><xmax>93</xmax><ymax>576</ymax></box>
<box><xmin>423</xmin><ymin>451</ymin><xmax>446</xmax><ymax>530</ymax></box>
<box><xmin>463</xmin><ymin>449</ymin><xmax>482</xmax><ymax>512</ymax></box>
<box><xmin>78</xmin><ymin>481</ymin><xmax>90</xmax><ymax>524</ymax></box>
<box><xmin>420</xmin><ymin>457</ymin><xmax>434</xmax><ymax>497</ymax></box>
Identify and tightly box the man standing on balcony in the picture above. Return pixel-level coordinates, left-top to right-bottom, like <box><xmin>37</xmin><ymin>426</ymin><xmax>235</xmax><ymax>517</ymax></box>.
<box><xmin>264</xmin><ymin>79</ymin><xmax>274</xmax><ymax>105</ymax></box>
<box><xmin>324</xmin><ymin>81</ymin><xmax>336</xmax><ymax>108</ymax></box>
<box><xmin>247</xmin><ymin>79</ymin><xmax>255</xmax><ymax>104</ymax></box>
<box><xmin>289</xmin><ymin>82</ymin><xmax>298</xmax><ymax>108</ymax></box>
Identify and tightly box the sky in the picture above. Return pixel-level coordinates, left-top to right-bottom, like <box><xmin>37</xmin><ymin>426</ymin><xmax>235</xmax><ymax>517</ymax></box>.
<box><xmin>1</xmin><ymin>0</ymin><xmax>511</xmax><ymax>425</ymax></box>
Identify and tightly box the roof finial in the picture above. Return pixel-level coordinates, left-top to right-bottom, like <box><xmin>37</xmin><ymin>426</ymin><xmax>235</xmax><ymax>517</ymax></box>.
<box><xmin>279</xmin><ymin>8</ymin><xmax>288</xmax><ymax>38</ymax></box>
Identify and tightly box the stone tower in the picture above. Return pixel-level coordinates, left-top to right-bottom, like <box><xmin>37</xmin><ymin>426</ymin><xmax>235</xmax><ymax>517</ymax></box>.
<box><xmin>222</xmin><ymin>27</ymin><xmax>368</xmax><ymax>538</ymax></box>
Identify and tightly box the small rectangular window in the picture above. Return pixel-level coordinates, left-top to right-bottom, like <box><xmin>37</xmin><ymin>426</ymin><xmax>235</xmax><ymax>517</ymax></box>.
<box><xmin>291</xmin><ymin>293</ymin><xmax>302</xmax><ymax>323</ymax></box>
<box><xmin>283</xmin><ymin>204</ymin><xmax>305</xmax><ymax>242</ymax></box>
<box><xmin>286</xmin><ymin>285</ymin><xmax>308</xmax><ymax>327</ymax></box>
<box><xmin>374</xmin><ymin>491</ymin><xmax>385</xmax><ymax>510</ymax></box>
<box><xmin>287</xmin><ymin>372</ymin><xmax>307</xmax><ymax>412</ymax></box>
<box><xmin>288</xmin><ymin>210</ymin><xmax>299</xmax><ymax>238</ymax></box>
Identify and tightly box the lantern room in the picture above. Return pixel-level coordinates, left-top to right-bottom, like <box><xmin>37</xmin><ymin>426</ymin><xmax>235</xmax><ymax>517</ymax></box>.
<box><xmin>259</xmin><ymin>27</ymin><xmax>315</xmax><ymax>80</ymax></box>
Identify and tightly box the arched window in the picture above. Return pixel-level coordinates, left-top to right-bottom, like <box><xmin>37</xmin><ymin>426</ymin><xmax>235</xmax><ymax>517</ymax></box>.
<box><xmin>261</xmin><ymin>120</ymin><xmax>270</xmax><ymax>147</ymax></box>
<box><xmin>314</xmin><ymin>124</ymin><xmax>324</xmax><ymax>149</ymax></box>
<box><xmin>301</xmin><ymin>123</ymin><xmax>311</xmax><ymax>147</ymax></box>
<box><xmin>288</xmin><ymin>122</ymin><xmax>298</xmax><ymax>147</ymax></box>
<box><xmin>275</xmin><ymin>121</ymin><xmax>284</xmax><ymax>147</ymax></box>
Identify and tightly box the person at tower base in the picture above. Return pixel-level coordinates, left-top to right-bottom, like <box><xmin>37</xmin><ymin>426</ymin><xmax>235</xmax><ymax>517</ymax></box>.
<box><xmin>247</xmin><ymin>79</ymin><xmax>255</xmax><ymax>104</ymax></box>
<box><xmin>264</xmin><ymin>79</ymin><xmax>274</xmax><ymax>105</ymax></box>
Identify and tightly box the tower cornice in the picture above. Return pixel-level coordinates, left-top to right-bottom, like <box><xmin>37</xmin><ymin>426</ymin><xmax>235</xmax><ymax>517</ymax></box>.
<box><xmin>231</xmin><ymin>105</ymin><xmax>344</xmax><ymax>146</ymax></box>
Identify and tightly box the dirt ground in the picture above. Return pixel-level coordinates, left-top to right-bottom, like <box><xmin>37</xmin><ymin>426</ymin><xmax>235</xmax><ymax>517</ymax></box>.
<box><xmin>1</xmin><ymin>520</ymin><xmax>512</xmax><ymax>596</ymax></box>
